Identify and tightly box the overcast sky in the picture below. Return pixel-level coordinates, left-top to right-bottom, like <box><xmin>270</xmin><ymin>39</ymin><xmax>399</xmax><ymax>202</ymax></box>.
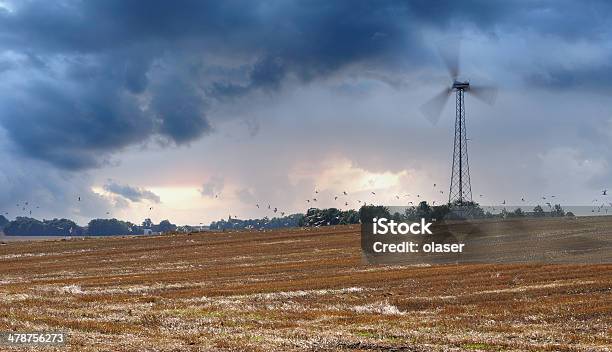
<box><xmin>1</xmin><ymin>0</ymin><xmax>611</xmax><ymax>225</ymax></box>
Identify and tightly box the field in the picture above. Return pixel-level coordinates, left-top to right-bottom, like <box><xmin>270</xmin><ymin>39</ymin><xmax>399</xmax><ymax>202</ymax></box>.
<box><xmin>0</xmin><ymin>217</ymin><xmax>611</xmax><ymax>351</ymax></box>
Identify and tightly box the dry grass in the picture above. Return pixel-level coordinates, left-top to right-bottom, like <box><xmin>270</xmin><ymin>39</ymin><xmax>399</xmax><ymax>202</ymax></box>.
<box><xmin>0</xmin><ymin>218</ymin><xmax>610</xmax><ymax>351</ymax></box>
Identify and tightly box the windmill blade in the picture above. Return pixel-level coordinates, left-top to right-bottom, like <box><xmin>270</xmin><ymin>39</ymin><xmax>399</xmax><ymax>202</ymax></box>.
<box><xmin>420</xmin><ymin>87</ymin><xmax>452</xmax><ymax>125</ymax></box>
<box><xmin>438</xmin><ymin>39</ymin><xmax>461</xmax><ymax>80</ymax></box>
<box><xmin>469</xmin><ymin>85</ymin><xmax>498</xmax><ymax>105</ymax></box>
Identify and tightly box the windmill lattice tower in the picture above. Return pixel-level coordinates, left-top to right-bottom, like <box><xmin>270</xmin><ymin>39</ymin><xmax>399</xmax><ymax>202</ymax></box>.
<box><xmin>449</xmin><ymin>81</ymin><xmax>472</xmax><ymax>204</ymax></box>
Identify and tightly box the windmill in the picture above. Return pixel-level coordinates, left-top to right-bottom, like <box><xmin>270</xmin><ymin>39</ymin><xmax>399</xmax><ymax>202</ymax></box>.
<box><xmin>421</xmin><ymin>42</ymin><xmax>497</xmax><ymax>205</ymax></box>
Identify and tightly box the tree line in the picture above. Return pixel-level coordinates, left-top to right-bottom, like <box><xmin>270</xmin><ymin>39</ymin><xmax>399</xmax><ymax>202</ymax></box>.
<box><xmin>209</xmin><ymin>202</ymin><xmax>572</xmax><ymax>231</ymax></box>
<box><xmin>0</xmin><ymin>216</ymin><xmax>176</xmax><ymax>236</ymax></box>
<box><xmin>0</xmin><ymin>202</ymin><xmax>572</xmax><ymax>235</ymax></box>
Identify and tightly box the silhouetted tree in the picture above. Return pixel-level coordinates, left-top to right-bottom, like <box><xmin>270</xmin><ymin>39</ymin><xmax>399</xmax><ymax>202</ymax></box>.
<box><xmin>4</xmin><ymin>217</ymin><xmax>83</xmax><ymax>236</ymax></box>
<box><xmin>431</xmin><ymin>204</ymin><xmax>451</xmax><ymax>220</ymax></box>
<box><xmin>533</xmin><ymin>205</ymin><xmax>545</xmax><ymax>217</ymax></box>
<box><xmin>212</xmin><ymin>214</ymin><xmax>304</xmax><ymax>230</ymax></box>
<box><xmin>552</xmin><ymin>204</ymin><xmax>565</xmax><ymax>217</ymax></box>
<box><xmin>0</xmin><ymin>215</ymin><xmax>9</xmax><ymax>230</ymax></box>
<box><xmin>4</xmin><ymin>217</ymin><xmax>45</xmax><ymax>235</ymax></box>
<box><xmin>510</xmin><ymin>208</ymin><xmax>525</xmax><ymax>217</ymax></box>
<box><xmin>157</xmin><ymin>220</ymin><xmax>177</xmax><ymax>233</ymax></box>
<box><xmin>359</xmin><ymin>205</ymin><xmax>391</xmax><ymax>224</ymax></box>
<box><xmin>142</xmin><ymin>218</ymin><xmax>153</xmax><ymax>228</ymax></box>
<box><xmin>88</xmin><ymin>219</ymin><xmax>132</xmax><ymax>236</ymax></box>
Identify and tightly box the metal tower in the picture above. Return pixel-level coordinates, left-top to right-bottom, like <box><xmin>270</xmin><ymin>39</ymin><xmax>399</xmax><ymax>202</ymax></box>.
<box><xmin>420</xmin><ymin>41</ymin><xmax>498</xmax><ymax>208</ymax></box>
<box><xmin>448</xmin><ymin>83</ymin><xmax>472</xmax><ymax>204</ymax></box>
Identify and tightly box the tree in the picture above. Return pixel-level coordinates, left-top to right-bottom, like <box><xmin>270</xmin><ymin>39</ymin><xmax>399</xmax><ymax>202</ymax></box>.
<box><xmin>511</xmin><ymin>208</ymin><xmax>525</xmax><ymax>217</ymax></box>
<box><xmin>157</xmin><ymin>220</ymin><xmax>177</xmax><ymax>233</ymax></box>
<box><xmin>552</xmin><ymin>204</ymin><xmax>565</xmax><ymax>217</ymax></box>
<box><xmin>3</xmin><ymin>217</ymin><xmax>84</xmax><ymax>236</ymax></box>
<box><xmin>0</xmin><ymin>215</ymin><xmax>9</xmax><ymax>230</ymax></box>
<box><xmin>533</xmin><ymin>205</ymin><xmax>545</xmax><ymax>217</ymax></box>
<box><xmin>340</xmin><ymin>210</ymin><xmax>360</xmax><ymax>225</ymax></box>
<box><xmin>415</xmin><ymin>201</ymin><xmax>432</xmax><ymax>220</ymax></box>
<box><xmin>4</xmin><ymin>217</ymin><xmax>46</xmax><ymax>235</ymax></box>
<box><xmin>211</xmin><ymin>213</ymin><xmax>305</xmax><ymax>230</ymax></box>
<box><xmin>88</xmin><ymin>219</ymin><xmax>132</xmax><ymax>236</ymax></box>
<box><xmin>359</xmin><ymin>205</ymin><xmax>391</xmax><ymax>224</ymax></box>
<box><xmin>465</xmin><ymin>201</ymin><xmax>486</xmax><ymax>219</ymax></box>
<box><xmin>142</xmin><ymin>218</ymin><xmax>153</xmax><ymax>228</ymax></box>
<box><xmin>431</xmin><ymin>204</ymin><xmax>450</xmax><ymax>220</ymax></box>
<box><xmin>43</xmin><ymin>218</ymin><xmax>82</xmax><ymax>235</ymax></box>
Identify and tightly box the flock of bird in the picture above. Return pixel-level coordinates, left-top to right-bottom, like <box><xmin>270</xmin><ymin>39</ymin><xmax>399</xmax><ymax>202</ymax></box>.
<box><xmin>4</xmin><ymin>187</ymin><xmax>610</xmax><ymax>222</ymax></box>
<box><xmin>3</xmin><ymin>196</ymin><xmax>156</xmax><ymax>220</ymax></box>
<box><xmin>216</xmin><ymin>184</ymin><xmax>612</xmax><ymax>220</ymax></box>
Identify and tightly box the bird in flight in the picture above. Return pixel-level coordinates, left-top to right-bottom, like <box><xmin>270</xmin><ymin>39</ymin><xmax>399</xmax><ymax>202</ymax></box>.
<box><xmin>343</xmin><ymin>191</ymin><xmax>348</xmax><ymax>195</ymax></box>
<box><xmin>521</xmin><ymin>197</ymin><xmax>525</xmax><ymax>202</ymax></box>
<box><xmin>334</xmin><ymin>196</ymin><xmax>338</xmax><ymax>200</ymax></box>
<box><xmin>256</xmin><ymin>204</ymin><xmax>260</xmax><ymax>208</ymax></box>
<box><xmin>78</xmin><ymin>196</ymin><xmax>81</xmax><ymax>202</ymax></box>
<box><xmin>603</xmin><ymin>190</ymin><xmax>608</xmax><ymax>196</ymax></box>
<box><xmin>371</xmin><ymin>191</ymin><xmax>376</xmax><ymax>195</ymax></box>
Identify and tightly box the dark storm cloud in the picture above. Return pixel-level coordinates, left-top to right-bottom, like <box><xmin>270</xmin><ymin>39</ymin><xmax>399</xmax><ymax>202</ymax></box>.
<box><xmin>2</xmin><ymin>76</ymin><xmax>153</xmax><ymax>169</ymax></box>
<box><xmin>528</xmin><ymin>61</ymin><xmax>612</xmax><ymax>91</ymax></box>
<box><xmin>0</xmin><ymin>0</ymin><xmax>611</xmax><ymax>170</ymax></box>
<box><xmin>103</xmin><ymin>180</ymin><xmax>160</xmax><ymax>203</ymax></box>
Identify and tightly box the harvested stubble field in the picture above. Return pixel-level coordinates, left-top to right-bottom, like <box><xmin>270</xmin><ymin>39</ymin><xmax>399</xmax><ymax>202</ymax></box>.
<box><xmin>0</xmin><ymin>218</ymin><xmax>611</xmax><ymax>351</ymax></box>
